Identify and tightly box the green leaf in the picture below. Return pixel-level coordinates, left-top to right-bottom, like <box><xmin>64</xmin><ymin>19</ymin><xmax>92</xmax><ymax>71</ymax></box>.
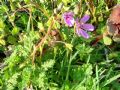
<box><xmin>10</xmin><ymin>2</ymin><xmax>16</xmax><ymax>11</ymax></box>
<box><xmin>2</xmin><ymin>5</ymin><xmax>9</xmax><ymax>12</ymax></box>
<box><xmin>12</xmin><ymin>27</ymin><xmax>19</xmax><ymax>35</ymax></box>
<box><xmin>74</xmin><ymin>86</ymin><xmax>86</xmax><ymax>90</ymax></box>
<box><xmin>7</xmin><ymin>36</ymin><xmax>17</xmax><ymax>44</ymax></box>
<box><xmin>103</xmin><ymin>74</ymin><xmax>120</xmax><ymax>87</ymax></box>
<box><xmin>19</xmin><ymin>67</ymin><xmax>31</xmax><ymax>90</ymax></box>
<box><xmin>84</xmin><ymin>64</ymin><xmax>93</xmax><ymax>76</ymax></box>
<box><xmin>0</xmin><ymin>19</ymin><xmax>5</xmax><ymax>29</ymax></box>
<box><xmin>7</xmin><ymin>73</ymin><xmax>20</xmax><ymax>90</ymax></box>
<box><xmin>27</xmin><ymin>17</ymin><xmax>30</xmax><ymax>32</ymax></box>
<box><xmin>103</xmin><ymin>35</ymin><xmax>112</xmax><ymax>45</ymax></box>
<box><xmin>41</xmin><ymin>59</ymin><xmax>55</xmax><ymax>71</ymax></box>
<box><xmin>24</xmin><ymin>0</ymin><xmax>30</xmax><ymax>4</ymax></box>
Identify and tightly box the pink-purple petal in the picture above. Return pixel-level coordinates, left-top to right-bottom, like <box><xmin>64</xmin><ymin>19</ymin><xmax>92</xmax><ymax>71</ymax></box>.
<box><xmin>64</xmin><ymin>18</ymin><xmax>74</xmax><ymax>27</ymax></box>
<box><xmin>79</xmin><ymin>29</ymin><xmax>89</xmax><ymax>38</ymax></box>
<box><xmin>82</xmin><ymin>24</ymin><xmax>94</xmax><ymax>31</ymax></box>
<box><xmin>76</xmin><ymin>28</ymin><xmax>81</xmax><ymax>36</ymax></box>
<box><xmin>69</xmin><ymin>18</ymin><xmax>74</xmax><ymax>27</ymax></box>
<box><xmin>80</xmin><ymin>15</ymin><xmax>90</xmax><ymax>23</ymax></box>
<box><xmin>76</xmin><ymin>28</ymin><xmax>89</xmax><ymax>39</ymax></box>
<box><xmin>63</xmin><ymin>12</ymin><xmax>74</xmax><ymax>27</ymax></box>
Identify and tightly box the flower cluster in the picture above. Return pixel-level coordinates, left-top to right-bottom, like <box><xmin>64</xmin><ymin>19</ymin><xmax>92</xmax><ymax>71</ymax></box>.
<box><xmin>63</xmin><ymin>12</ymin><xmax>94</xmax><ymax>39</ymax></box>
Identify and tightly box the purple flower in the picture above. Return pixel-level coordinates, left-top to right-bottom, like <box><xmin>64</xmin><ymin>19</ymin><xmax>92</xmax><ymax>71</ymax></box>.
<box><xmin>76</xmin><ymin>15</ymin><xmax>94</xmax><ymax>39</ymax></box>
<box><xmin>63</xmin><ymin>12</ymin><xmax>74</xmax><ymax>27</ymax></box>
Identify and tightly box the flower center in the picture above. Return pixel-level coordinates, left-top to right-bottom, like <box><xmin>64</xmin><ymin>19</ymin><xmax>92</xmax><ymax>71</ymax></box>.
<box><xmin>80</xmin><ymin>22</ymin><xmax>84</xmax><ymax>25</ymax></box>
<box><xmin>66</xmin><ymin>16</ymin><xmax>70</xmax><ymax>21</ymax></box>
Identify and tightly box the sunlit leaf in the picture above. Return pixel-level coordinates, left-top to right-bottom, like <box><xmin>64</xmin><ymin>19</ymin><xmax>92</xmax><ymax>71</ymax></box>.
<box><xmin>24</xmin><ymin>0</ymin><xmax>30</xmax><ymax>4</ymax></box>
<box><xmin>74</xmin><ymin>5</ymin><xmax>79</xmax><ymax>15</ymax></box>
<box><xmin>2</xmin><ymin>5</ymin><xmax>9</xmax><ymax>12</ymax></box>
<box><xmin>38</xmin><ymin>22</ymin><xmax>44</xmax><ymax>31</ymax></box>
<box><xmin>65</xmin><ymin>43</ymin><xmax>73</xmax><ymax>50</ymax></box>
<box><xmin>0</xmin><ymin>39</ymin><xmax>5</xmax><ymax>45</ymax></box>
<box><xmin>12</xmin><ymin>27</ymin><xmax>19</xmax><ymax>35</ymax></box>
<box><xmin>0</xmin><ymin>19</ymin><xmax>5</xmax><ymax>29</ymax></box>
<box><xmin>103</xmin><ymin>74</ymin><xmax>120</xmax><ymax>86</ymax></box>
<box><xmin>103</xmin><ymin>35</ymin><xmax>112</xmax><ymax>45</ymax></box>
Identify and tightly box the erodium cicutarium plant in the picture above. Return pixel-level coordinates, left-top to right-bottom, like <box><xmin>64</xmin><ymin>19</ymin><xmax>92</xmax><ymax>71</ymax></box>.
<box><xmin>63</xmin><ymin>12</ymin><xmax>94</xmax><ymax>39</ymax></box>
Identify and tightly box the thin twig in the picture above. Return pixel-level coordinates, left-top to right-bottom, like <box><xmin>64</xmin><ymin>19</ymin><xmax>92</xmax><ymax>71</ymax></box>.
<box><xmin>31</xmin><ymin>18</ymin><xmax>54</xmax><ymax>64</ymax></box>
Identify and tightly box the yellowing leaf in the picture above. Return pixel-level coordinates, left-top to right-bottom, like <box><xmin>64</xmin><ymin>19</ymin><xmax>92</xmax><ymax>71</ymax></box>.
<box><xmin>65</xmin><ymin>43</ymin><xmax>73</xmax><ymax>50</ymax></box>
<box><xmin>9</xmin><ymin>13</ymin><xmax>15</xmax><ymax>22</ymax></box>
<box><xmin>38</xmin><ymin>22</ymin><xmax>44</xmax><ymax>31</ymax></box>
<box><xmin>103</xmin><ymin>35</ymin><xmax>112</xmax><ymax>45</ymax></box>
<box><xmin>74</xmin><ymin>5</ymin><xmax>79</xmax><ymax>15</ymax></box>
<box><xmin>0</xmin><ymin>39</ymin><xmax>5</xmax><ymax>45</ymax></box>
<box><xmin>46</xmin><ymin>17</ymin><xmax>54</xmax><ymax>27</ymax></box>
<box><xmin>54</xmin><ymin>21</ymin><xmax>60</xmax><ymax>29</ymax></box>
<box><xmin>113</xmin><ymin>35</ymin><xmax>120</xmax><ymax>43</ymax></box>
